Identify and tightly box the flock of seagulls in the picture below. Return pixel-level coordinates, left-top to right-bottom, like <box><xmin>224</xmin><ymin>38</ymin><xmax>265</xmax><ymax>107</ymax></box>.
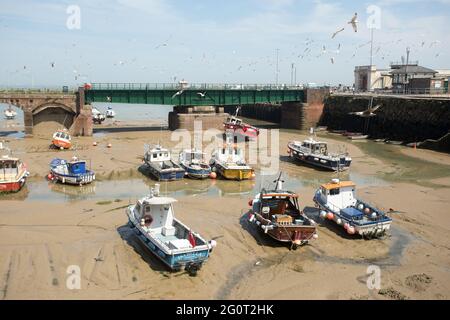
<box><xmin>5</xmin><ymin>10</ymin><xmax>447</xmax><ymax>86</ymax></box>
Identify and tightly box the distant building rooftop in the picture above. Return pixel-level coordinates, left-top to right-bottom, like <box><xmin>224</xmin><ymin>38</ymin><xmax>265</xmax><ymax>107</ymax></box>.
<box><xmin>390</xmin><ymin>65</ymin><xmax>437</xmax><ymax>75</ymax></box>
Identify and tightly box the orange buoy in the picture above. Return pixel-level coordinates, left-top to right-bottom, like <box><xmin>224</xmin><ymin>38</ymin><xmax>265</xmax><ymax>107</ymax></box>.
<box><xmin>326</xmin><ymin>212</ymin><xmax>334</xmax><ymax>220</ymax></box>
<box><xmin>47</xmin><ymin>173</ymin><xmax>53</xmax><ymax>180</ymax></box>
<box><xmin>107</xmin><ymin>143</ymin><xmax>112</xmax><ymax>148</ymax></box>
<box><xmin>209</xmin><ymin>172</ymin><xmax>217</xmax><ymax>179</ymax></box>
<box><xmin>251</xmin><ymin>172</ymin><xmax>256</xmax><ymax>179</ymax></box>
<box><xmin>364</xmin><ymin>207</ymin><xmax>371</xmax><ymax>215</ymax></box>
<box><xmin>344</xmin><ymin>223</ymin><xmax>349</xmax><ymax>230</ymax></box>
<box><xmin>93</xmin><ymin>141</ymin><xmax>98</xmax><ymax>146</ymax></box>
<box><xmin>248</xmin><ymin>199</ymin><xmax>253</xmax><ymax>206</ymax></box>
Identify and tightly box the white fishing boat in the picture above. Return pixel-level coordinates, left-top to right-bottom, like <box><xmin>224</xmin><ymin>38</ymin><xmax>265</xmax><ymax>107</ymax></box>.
<box><xmin>179</xmin><ymin>149</ymin><xmax>211</xmax><ymax>179</ymax></box>
<box><xmin>126</xmin><ymin>184</ymin><xmax>217</xmax><ymax>275</ymax></box>
<box><xmin>105</xmin><ymin>106</ymin><xmax>116</xmax><ymax>118</ymax></box>
<box><xmin>313</xmin><ymin>179</ymin><xmax>392</xmax><ymax>238</ymax></box>
<box><xmin>4</xmin><ymin>105</ymin><xmax>17</xmax><ymax>120</ymax></box>
<box><xmin>210</xmin><ymin>142</ymin><xmax>255</xmax><ymax>181</ymax></box>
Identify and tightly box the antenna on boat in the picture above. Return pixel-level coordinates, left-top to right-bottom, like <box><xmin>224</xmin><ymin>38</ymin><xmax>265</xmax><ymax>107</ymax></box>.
<box><xmin>273</xmin><ymin>172</ymin><xmax>284</xmax><ymax>190</ymax></box>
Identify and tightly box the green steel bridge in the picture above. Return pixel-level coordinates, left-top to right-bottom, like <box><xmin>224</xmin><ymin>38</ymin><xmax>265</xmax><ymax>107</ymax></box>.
<box><xmin>84</xmin><ymin>83</ymin><xmax>306</xmax><ymax>106</ymax></box>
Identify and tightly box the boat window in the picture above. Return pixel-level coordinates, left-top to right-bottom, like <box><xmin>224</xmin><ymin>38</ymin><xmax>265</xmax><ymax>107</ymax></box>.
<box><xmin>164</xmin><ymin>153</ymin><xmax>168</xmax><ymax>158</ymax></box>
<box><xmin>330</xmin><ymin>188</ymin><xmax>340</xmax><ymax>195</ymax></box>
<box><xmin>222</xmin><ymin>148</ymin><xmax>225</xmax><ymax>154</ymax></box>
<box><xmin>135</xmin><ymin>203</ymin><xmax>141</xmax><ymax>214</ymax></box>
<box><xmin>152</xmin><ymin>153</ymin><xmax>157</xmax><ymax>159</ymax></box>
<box><xmin>145</xmin><ymin>206</ymin><xmax>151</xmax><ymax>213</ymax></box>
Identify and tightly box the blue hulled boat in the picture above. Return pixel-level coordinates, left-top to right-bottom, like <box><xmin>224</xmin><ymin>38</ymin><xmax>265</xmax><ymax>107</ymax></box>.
<box><xmin>143</xmin><ymin>144</ymin><xmax>185</xmax><ymax>181</ymax></box>
<box><xmin>49</xmin><ymin>157</ymin><xmax>95</xmax><ymax>185</ymax></box>
<box><xmin>126</xmin><ymin>184</ymin><xmax>217</xmax><ymax>275</ymax></box>
<box><xmin>179</xmin><ymin>149</ymin><xmax>211</xmax><ymax>179</ymax></box>
<box><xmin>313</xmin><ymin>179</ymin><xmax>392</xmax><ymax>238</ymax></box>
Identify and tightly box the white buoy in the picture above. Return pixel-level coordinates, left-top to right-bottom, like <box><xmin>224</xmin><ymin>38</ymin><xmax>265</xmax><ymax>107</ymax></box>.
<box><xmin>320</xmin><ymin>210</ymin><xmax>327</xmax><ymax>218</ymax></box>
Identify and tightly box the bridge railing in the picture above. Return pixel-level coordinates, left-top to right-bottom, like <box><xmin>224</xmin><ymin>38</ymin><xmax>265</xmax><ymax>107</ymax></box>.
<box><xmin>90</xmin><ymin>83</ymin><xmax>305</xmax><ymax>91</ymax></box>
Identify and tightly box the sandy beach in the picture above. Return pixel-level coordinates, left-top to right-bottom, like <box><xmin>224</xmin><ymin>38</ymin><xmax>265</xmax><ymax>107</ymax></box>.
<box><xmin>1</xmin><ymin>129</ymin><xmax>449</xmax><ymax>300</ymax></box>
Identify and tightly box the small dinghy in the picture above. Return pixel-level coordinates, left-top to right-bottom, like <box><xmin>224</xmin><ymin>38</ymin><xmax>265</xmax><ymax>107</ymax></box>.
<box><xmin>126</xmin><ymin>184</ymin><xmax>217</xmax><ymax>275</ymax></box>
<box><xmin>143</xmin><ymin>144</ymin><xmax>185</xmax><ymax>181</ymax></box>
<box><xmin>0</xmin><ymin>143</ymin><xmax>29</xmax><ymax>193</ymax></box>
<box><xmin>248</xmin><ymin>173</ymin><xmax>318</xmax><ymax>250</ymax></box>
<box><xmin>179</xmin><ymin>149</ymin><xmax>211</xmax><ymax>179</ymax></box>
<box><xmin>313</xmin><ymin>179</ymin><xmax>392</xmax><ymax>238</ymax></box>
<box><xmin>48</xmin><ymin>157</ymin><xmax>95</xmax><ymax>185</ymax></box>
<box><xmin>106</xmin><ymin>106</ymin><xmax>116</xmax><ymax>118</ymax></box>
<box><xmin>52</xmin><ymin>129</ymin><xmax>72</xmax><ymax>150</ymax></box>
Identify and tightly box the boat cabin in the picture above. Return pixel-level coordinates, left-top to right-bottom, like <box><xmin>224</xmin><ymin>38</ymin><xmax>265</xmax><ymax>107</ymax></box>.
<box><xmin>50</xmin><ymin>158</ymin><xmax>89</xmax><ymax>175</ymax></box>
<box><xmin>260</xmin><ymin>192</ymin><xmax>301</xmax><ymax>217</ymax></box>
<box><xmin>317</xmin><ymin>179</ymin><xmax>356</xmax><ymax>210</ymax></box>
<box><xmin>0</xmin><ymin>157</ymin><xmax>23</xmax><ymax>181</ymax></box>
<box><xmin>225</xmin><ymin>116</ymin><xmax>242</xmax><ymax>126</ymax></box>
<box><xmin>133</xmin><ymin>196</ymin><xmax>202</xmax><ymax>250</ymax></box>
<box><xmin>216</xmin><ymin>146</ymin><xmax>245</xmax><ymax>164</ymax></box>
<box><xmin>180</xmin><ymin>150</ymin><xmax>205</xmax><ymax>164</ymax></box>
<box><xmin>146</xmin><ymin>146</ymin><xmax>171</xmax><ymax>163</ymax></box>
<box><xmin>301</xmin><ymin>139</ymin><xmax>328</xmax><ymax>155</ymax></box>
<box><xmin>54</xmin><ymin>131</ymin><xmax>71</xmax><ymax>141</ymax></box>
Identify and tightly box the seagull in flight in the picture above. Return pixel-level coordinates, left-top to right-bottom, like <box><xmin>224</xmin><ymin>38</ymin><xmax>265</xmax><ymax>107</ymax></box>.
<box><xmin>349</xmin><ymin>101</ymin><xmax>381</xmax><ymax>117</ymax></box>
<box><xmin>197</xmin><ymin>92</ymin><xmax>207</xmax><ymax>98</ymax></box>
<box><xmin>348</xmin><ymin>13</ymin><xmax>358</xmax><ymax>32</ymax></box>
<box><xmin>171</xmin><ymin>89</ymin><xmax>184</xmax><ymax>99</ymax></box>
<box><xmin>332</xmin><ymin>27</ymin><xmax>345</xmax><ymax>39</ymax></box>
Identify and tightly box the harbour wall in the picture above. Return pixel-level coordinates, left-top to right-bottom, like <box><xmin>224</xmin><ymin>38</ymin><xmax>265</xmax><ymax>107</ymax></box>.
<box><xmin>319</xmin><ymin>94</ymin><xmax>450</xmax><ymax>152</ymax></box>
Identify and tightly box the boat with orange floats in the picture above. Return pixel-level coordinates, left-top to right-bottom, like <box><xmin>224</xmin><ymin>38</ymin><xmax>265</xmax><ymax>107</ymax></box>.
<box><xmin>313</xmin><ymin>179</ymin><xmax>392</xmax><ymax>238</ymax></box>
<box><xmin>0</xmin><ymin>143</ymin><xmax>29</xmax><ymax>193</ymax></box>
<box><xmin>223</xmin><ymin>106</ymin><xmax>260</xmax><ymax>138</ymax></box>
<box><xmin>210</xmin><ymin>142</ymin><xmax>255</xmax><ymax>181</ymax></box>
<box><xmin>52</xmin><ymin>129</ymin><xmax>72</xmax><ymax>150</ymax></box>
<box><xmin>247</xmin><ymin>173</ymin><xmax>318</xmax><ymax>250</ymax></box>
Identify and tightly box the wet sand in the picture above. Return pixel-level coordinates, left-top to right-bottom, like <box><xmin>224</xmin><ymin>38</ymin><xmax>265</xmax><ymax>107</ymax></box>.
<box><xmin>1</xmin><ymin>129</ymin><xmax>449</xmax><ymax>300</ymax></box>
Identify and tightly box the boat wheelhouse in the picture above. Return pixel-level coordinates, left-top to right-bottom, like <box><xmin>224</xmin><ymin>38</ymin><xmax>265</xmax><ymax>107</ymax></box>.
<box><xmin>126</xmin><ymin>184</ymin><xmax>216</xmax><ymax>275</ymax></box>
<box><xmin>4</xmin><ymin>105</ymin><xmax>17</xmax><ymax>120</ymax></box>
<box><xmin>313</xmin><ymin>179</ymin><xmax>392</xmax><ymax>238</ymax></box>
<box><xmin>0</xmin><ymin>155</ymin><xmax>29</xmax><ymax>193</ymax></box>
<box><xmin>179</xmin><ymin>149</ymin><xmax>211</xmax><ymax>179</ymax></box>
<box><xmin>143</xmin><ymin>145</ymin><xmax>185</xmax><ymax>181</ymax></box>
<box><xmin>248</xmin><ymin>174</ymin><xmax>318</xmax><ymax>249</ymax></box>
<box><xmin>288</xmin><ymin>136</ymin><xmax>351</xmax><ymax>171</ymax></box>
<box><xmin>106</xmin><ymin>106</ymin><xmax>116</xmax><ymax>118</ymax></box>
<box><xmin>48</xmin><ymin>157</ymin><xmax>95</xmax><ymax>185</ymax></box>
<box><xmin>210</xmin><ymin>144</ymin><xmax>255</xmax><ymax>180</ymax></box>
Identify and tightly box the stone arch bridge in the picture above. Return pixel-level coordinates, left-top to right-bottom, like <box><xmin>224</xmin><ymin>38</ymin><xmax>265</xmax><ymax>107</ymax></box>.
<box><xmin>0</xmin><ymin>89</ymin><xmax>92</xmax><ymax>136</ymax></box>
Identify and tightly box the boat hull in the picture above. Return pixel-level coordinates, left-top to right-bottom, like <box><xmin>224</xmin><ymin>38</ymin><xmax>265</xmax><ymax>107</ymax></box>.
<box><xmin>224</xmin><ymin>124</ymin><xmax>259</xmax><ymax>138</ymax></box>
<box><xmin>0</xmin><ymin>177</ymin><xmax>27</xmax><ymax>193</ymax></box>
<box><xmin>288</xmin><ymin>145</ymin><xmax>351</xmax><ymax>171</ymax></box>
<box><xmin>145</xmin><ymin>163</ymin><xmax>185</xmax><ymax>181</ymax></box>
<box><xmin>313</xmin><ymin>193</ymin><xmax>392</xmax><ymax>238</ymax></box>
<box><xmin>180</xmin><ymin>163</ymin><xmax>211</xmax><ymax>179</ymax></box>
<box><xmin>214</xmin><ymin>164</ymin><xmax>254</xmax><ymax>180</ymax></box>
<box><xmin>50</xmin><ymin>171</ymin><xmax>95</xmax><ymax>185</ymax></box>
<box><xmin>52</xmin><ymin>139</ymin><xmax>71</xmax><ymax>149</ymax></box>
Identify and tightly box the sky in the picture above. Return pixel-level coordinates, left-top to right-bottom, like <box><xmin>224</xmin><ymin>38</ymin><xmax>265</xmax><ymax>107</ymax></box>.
<box><xmin>0</xmin><ymin>0</ymin><xmax>449</xmax><ymax>88</ymax></box>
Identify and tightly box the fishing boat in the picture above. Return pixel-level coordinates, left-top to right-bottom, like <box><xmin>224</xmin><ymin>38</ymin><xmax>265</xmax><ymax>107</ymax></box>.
<box><xmin>0</xmin><ymin>143</ymin><xmax>29</xmax><ymax>193</ymax></box>
<box><xmin>143</xmin><ymin>144</ymin><xmax>185</xmax><ymax>181</ymax></box>
<box><xmin>126</xmin><ymin>184</ymin><xmax>217</xmax><ymax>275</ymax></box>
<box><xmin>92</xmin><ymin>107</ymin><xmax>106</xmax><ymax>124</ymax></box>
<box><xmin>52</xmin><ymin>129</ymin><xmax>72</xmax><ymax>150</ymax></box>
<box><xmin>4</xmin><ymin>105</ymin><xmax>17</xmax><ymax>120</ymax></box>
<box><xmin>248</xmin><ymin>174</ymin><xmax>318</xmax><ymax>250</ymax></box>
<box><xmin>287</xmin><ymin>130</ymin><xmax>351</xmax><ymax>171</ymax></box>
<box><xmin>105</xmin><ymin>106</ymin><xmax>116</xmax><ymax>118</ymax></box>
<box><xmin>313</xmin><ymin>179</ymin><xmax>392</xmax><ymax>238</ymax></box>
<box><xmin>210</xmin><ymin>143</ymin><xmax>255</xmax><ymax>180</ymax></box>
<box><xmin>223</xmin><ymin>106</ymin><xmax>259</xmax><ymax>138</ymax></box>
<box><xmin>48</xmin><ymin>157</ymin><xmax>95</xmax><ymax>185</ymax></box>
<box><xmin>179</xmin><ymin>149</ymin><xmax>211</xmax><ymax>179</ymax></box>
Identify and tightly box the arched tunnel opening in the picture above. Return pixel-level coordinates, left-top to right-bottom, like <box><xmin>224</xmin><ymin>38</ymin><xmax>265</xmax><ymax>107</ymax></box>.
<box><xmin>32</xmin><ymin>105</ymin><xmax>75</xmax><ymax>136</ymax></box>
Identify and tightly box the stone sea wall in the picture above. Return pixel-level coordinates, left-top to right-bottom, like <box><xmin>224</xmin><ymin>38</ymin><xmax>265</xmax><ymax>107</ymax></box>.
<box><xmin>319</xmin><ymin>95</ymin><xmax>450</xmax><ymax>151</ymax></box>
